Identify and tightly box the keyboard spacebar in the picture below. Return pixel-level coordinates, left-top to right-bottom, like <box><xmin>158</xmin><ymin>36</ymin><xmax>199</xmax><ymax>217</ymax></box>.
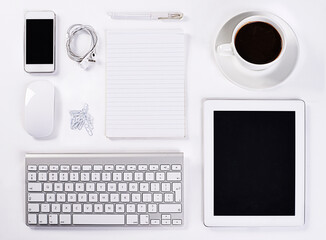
<box><xmin>73</xmin><ymin>215</ymin><xmax>125</xmax><ymax>225</ymax></box>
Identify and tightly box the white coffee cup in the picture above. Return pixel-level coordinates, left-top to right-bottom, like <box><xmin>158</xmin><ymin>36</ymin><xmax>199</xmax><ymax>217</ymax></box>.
<box><xmin>217</xmin><ymin>15</ymin><xmax>286</xmax><ymax>71</ymax></box>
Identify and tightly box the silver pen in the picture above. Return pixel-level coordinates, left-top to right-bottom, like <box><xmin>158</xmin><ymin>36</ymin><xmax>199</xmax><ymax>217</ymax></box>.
<box><xmin>107</xmin><ymin>12</ymin><xmax>183</xmax><ymax>20</ymax></box>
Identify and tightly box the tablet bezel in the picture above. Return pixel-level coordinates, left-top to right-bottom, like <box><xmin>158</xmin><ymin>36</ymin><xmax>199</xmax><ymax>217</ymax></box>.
<box><xmin>203</xmin><ymin>100</ymin><xmax>305</xmax><ymax>227</ymax></box>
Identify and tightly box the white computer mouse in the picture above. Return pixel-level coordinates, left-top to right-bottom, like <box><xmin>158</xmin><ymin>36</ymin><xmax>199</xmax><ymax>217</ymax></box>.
<box><xmin>25</xmin><ymin>81</ymin><xmax>55</xmax><ymax>138</ymax></box>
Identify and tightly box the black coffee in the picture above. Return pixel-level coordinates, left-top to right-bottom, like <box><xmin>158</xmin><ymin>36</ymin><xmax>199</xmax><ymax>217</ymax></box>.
<box><xmin>235</xmin><ymin>21</ymin><xmax>282</xmax><ymax>64</ymax></box>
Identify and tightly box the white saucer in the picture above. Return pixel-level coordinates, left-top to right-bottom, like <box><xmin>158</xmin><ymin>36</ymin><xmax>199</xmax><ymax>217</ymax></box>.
<box><xmin>214</xmin><ymin>11</ymin><xmax>299</xmax><ymax>90</ymax></box>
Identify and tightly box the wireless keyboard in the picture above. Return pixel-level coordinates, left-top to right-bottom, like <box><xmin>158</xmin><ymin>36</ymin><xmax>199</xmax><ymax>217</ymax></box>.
<box><xmin>25</xmin><ymin>153</ymin><xmax>183</xmax><ymax>227</ymax></box>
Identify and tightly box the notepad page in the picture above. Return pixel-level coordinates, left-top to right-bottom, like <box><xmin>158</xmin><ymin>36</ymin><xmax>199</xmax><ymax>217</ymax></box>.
<box><xmin>106</xmin><ymin>30</ymin><xmax>185</xmax><ymax>138</ymax></box>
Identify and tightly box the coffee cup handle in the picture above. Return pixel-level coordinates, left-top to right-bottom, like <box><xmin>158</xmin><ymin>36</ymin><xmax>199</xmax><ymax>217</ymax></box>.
<box><xmin>217</xmin><ymin>43</ymin><xmax>234</xmax><ymax>56</ymax></box>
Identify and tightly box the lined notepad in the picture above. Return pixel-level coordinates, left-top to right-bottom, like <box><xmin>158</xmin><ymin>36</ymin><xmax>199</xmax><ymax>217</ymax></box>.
<box><xmin>106</xmin><ymin>30</ymin><xmax>185</xmax><ymax>138</ymax></box>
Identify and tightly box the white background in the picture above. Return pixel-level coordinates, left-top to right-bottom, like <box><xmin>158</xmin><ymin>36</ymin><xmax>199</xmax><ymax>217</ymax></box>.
<box><xmin>1</xmin><ymin>0</ymin><xmax>326</xmax><ymax>239</ymax></box>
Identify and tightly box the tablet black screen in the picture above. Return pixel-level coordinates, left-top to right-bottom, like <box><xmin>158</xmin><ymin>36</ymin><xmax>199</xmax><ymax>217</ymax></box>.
<box><xmin>213</xmin><ymin>111</ymin><xmax>295</xmax><ymax>216</ymax></box>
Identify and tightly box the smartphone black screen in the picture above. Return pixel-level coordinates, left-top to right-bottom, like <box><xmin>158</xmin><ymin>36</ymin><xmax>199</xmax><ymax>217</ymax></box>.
<box><xmin>26</xmin><ymin>19</ymin><xmax>53</xmax><ymax>64</ymax></box>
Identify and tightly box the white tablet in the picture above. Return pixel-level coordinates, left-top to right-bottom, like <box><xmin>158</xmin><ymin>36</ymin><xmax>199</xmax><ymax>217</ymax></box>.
<box><xmin>203</xmin><ymin>100</ymin><xmax>305</xmax><ymax>227</ymax></box>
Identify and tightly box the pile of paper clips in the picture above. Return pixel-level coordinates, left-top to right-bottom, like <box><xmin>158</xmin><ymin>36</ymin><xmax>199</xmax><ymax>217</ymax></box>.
<box><xmin>70</xmin><ymin>104</ymin><xmax>94</xmax><ymax>136</ymax></box>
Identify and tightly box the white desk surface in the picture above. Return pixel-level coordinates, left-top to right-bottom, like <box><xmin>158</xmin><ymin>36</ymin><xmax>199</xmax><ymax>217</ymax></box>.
<box><xmin>1</xmin><ymin>0</ymin><xmax>326</xmax><ymax>239</ymax></box>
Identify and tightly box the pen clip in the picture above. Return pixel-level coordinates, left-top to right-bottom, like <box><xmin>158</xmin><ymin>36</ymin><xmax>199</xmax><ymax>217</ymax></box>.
<box><xmin>158</xmin><ymin>12</ymin><xmax>183</xmax><ymax>20</ymax></box>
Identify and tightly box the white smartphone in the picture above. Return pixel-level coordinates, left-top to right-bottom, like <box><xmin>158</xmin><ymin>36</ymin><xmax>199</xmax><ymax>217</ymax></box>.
<box><xmin>24</xmin><ymin>11</ymin><xmax>56</xmax><ymax>73</ymax></box>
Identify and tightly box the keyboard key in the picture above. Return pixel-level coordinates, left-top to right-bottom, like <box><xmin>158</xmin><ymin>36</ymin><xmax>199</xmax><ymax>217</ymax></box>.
<box><xmin>59</xmin><ymin>173</ymin><xmax>68</xmax><ymax>181</ymax></box>
<box><xmin>94</xmin><ymin>204</ymin><xmax>103</xmax><ymax>213</ymax></box>
<box><xmin>118</xmin><ymin>183</ymin><xmax>127</xmax><ymax>192</ymax></box>
<box><xmin>102</xmin><ymin>173</ymin><xmax>111</xmax><ymax>181</ymax></box>
<box><xmin>49</xmin><ymin>165</ymin><xmax>59</xmax><ymax>171</ymax></box>
<box><xmin>82</xmin><ymin>165</ymin><xmax>92</xmax><ymax>171</ymax></box>
<box><xmin>140</xmin><ymin>215</ymin><xmax>149</xmax><ymax>224</ymax></box>
<box><xmin>59</xmin><ymin>214</ymin><xmax>71</xmax><ymax>224</ymax></box>
<box><xmin>57</xmin><ymin>194</ymin><xmax>66</xmax><ymax>202</ymax></box>
<box><xmin>28</xmin><ymin>204</ymin><xmax>39</xmax><ymax>212</ymax></box>
<box><xmin>84</xmin><ymin>204</ymin><xmax>93</xmax><ymax>213</ymax></box>
<box><xmin>127</xmin><ymin>204</ymin><xmax>136</xmax><ymax>213</ymax></box>
<box><xmin>97</xmin><ymin>183</ymin><xmax>106</xmax><ymax>192</ymax></box>
<box><xmin>81</xmin><ymin>173</ymin><xmax>90</xmax><ymax>181</ymax></box>
<box><xmin>75</xmin><ymin>183</ymin><xmax>84</xmax><ymax>192</ymax></box>
<box><xmin>54</xmin><ymin>183</ymin><xmax>63</xmax><ymax>192</ymax></box>
<box><xmin>89</xmin><ymin>193</ymin><xmax>98</xmax><ymax>202</ymax></box>
<box><xmin>145</xmin><ymin>172</ymin><xmax>154</xmax><ymax>181</ymax></box>
<box><xmin>121</xmin><ymin>193</ymin><xmax>130</xmax><ymax>202</ymax></box>
<box><xmin>52</xmin><ymin>204</ymin><xmax>61</xmax><ymax>213</ymax></box>
<box><xmin>71</xmin><ymin>165</ymin><xmax>81</xmax><ymax>171</ymax></box>
<box><xmin>131</xmin><ymin>193</ymin><xmax>141</xmax><ymax>202</ymax></box>
<box><xmin>73</xmin><ymin>215</ymin><xmax>124</xmax><ymax>225</ymax></box>
<box><xmin>44</xmin><ymin>183</ymin><xmax>53</xmax><ymax>192</ymax></box>
<box><xmin>108</xmin><ymin>183</ymin><xmax>116</xmax><ymax>191</ymax></box>
<box><xmin>151</xmin><ymin>183</ymin><xmax>160</xmax><ymax>192</ymax></box>
<box><xmin>65</xmin><ymin>183</ymin><xmax>74</xmax><ymax>192</ymax></box>
<box><xmin>27</xmin><ymin>165</ymin><xmax>37</xmax><ymax>171</ymax></box>
<box><xmin>173</xmin><ymin>182</ymin><xmax>182</xmax><ymax>202</ymax></box>
<box><xmin>116</xmin><ymin>204</ymin><xmax>125</xmax><ymax>213</ymax></box>
<box><xmin>28</xmin><ymin>172</ymin><xmax>37</xmax><ymax>181</ymax></box>
<box><xmin>86</xmin><ymin>183</ymin><xmax>95</xmax><ymax>192</ymax></box>
<box><xmin>49</xmin><ymin>172</ymin><xmax>58</xmax><ymax>181</ymax></box>
<box><xmin>161</xmin><ymin>183</ymin><xmax>171</xmax><ymax>192</ymax></box>
<box><xmin>104</xmin><ymin>165</ymin><xmax>114</xmax><ymax>171</ymax></box>
<box><xmin>137</xmin><ymin>204</ymin><xmax>146</xmax><ymax>213</ymax></box>
<box><xmin>28</xmin><ymin>193</ymin><xmax>45</xmax><ymax>202</ymax></box>
<box><xmin>134</xmin><ymin>172</ymin><xmax>143</xmax><ymax>181</ymax></box>
<box><xmin>28</xmin><ymin>214</ymin><xmax>37</xmax><ymax>224</ymax></box>
<box><xmin>115</xmin><ymin>165</ymin><xmax>125</xmax><ymax>171</ymax></box>
<box><xmin>155</xmin><ymin>172</ymin><xmax>165</xmax><ymax>181</ymax></box>
<box><xmin>172</xmin><ymin>165</ymin><xmax>182</xmax><ymax>171</ymax></box>
<box><xmin>63</xmin><ymin>204</ymin><xmax>73</xmax><ymax>213</ymax></box>
<box><xmin>38</xmin><ymin>165</ymin><xmax>48</xmax><ymax>171</ymax></box>
<box><xmin>105</xmin><ymin>204</ymin><xmax>114</xmax><ymax>213</ymax></box>
<box><xmin>28</xmin><ymin>183</ymin><xmax>42</xmax><ymax>192</ymax></box>
<box><xmin>91</xmin><ymin>173</ymin><xmax>100</xmax><ymax>181</ymax></box>
<box><xmin>167</xmin><ymin>172</ymin><xmax>182</xmax><ymax>181</ymax></box>
<box><xmin>160</xmin><ymin>165</ymin><xmax>170</xmax><ymax>171</ymax></box>
<box><xmin>110</xmin><ymin>193</ymin><xmax>119</xmax><ymax>202</ymax></box>
<box><xmin>38</xmin><ymin>172</ymin><xmax>47</xmax><ymax>181</ymax></box>
<box><xmin>46</xmin><ymin>193</ymin><xmax>55</xmax><ymax>202</ymax></box>
<box><xmin>151</xmin><ymin>219</ymin><xmax>160</xmax><ymax>225</ymax></box>
<box><xmin>49</xmin><ymin>214</ymin><xmax>58</xmax><ymax>224</ymax></box>
<box><xmin>148</xmin><ymin>204</ymin><xmax>157</xmax><ymax>213</ymax></box>
<box><xmin>123</xmin><ymin>173</ymin><xmax>132</xmax><ymax>181</ymax></box>
<box><xmin>140</xmin><ymin>183</ymin><xmax>149</xmax><ymax>192</ymax></box>
<box><xmin>127</xmin><ymin>165</ymin><xmax>136</xmax><ymax>170</ymax></box>
<box><xmin>172</xmin><ymin>219</ymin><xmax>182</xmax><ymax>225</ymax></box>
<box><xmin>78</xmin><ymin>193</ymin><xmax>87</xmax><ymax>202</ymax></box>
<box><xmin>70</xmin><ymin>173</ymin><xmax>79</xmax><ymax>181</ymax></box>
<box><xmin>138</xmin><ymin>165</ymin><xmax>147</xmax><ymax>171</ymax></box>
<box><xmin>60</xmin><ymin>165</ymin><xmax>70</xmax><ymax>171</ymax></box>
<box><xmin>129</xmin><ymin>183</ymin><xmax>138</xmax><ymax>192</ymax></box>
<box><xmin>162</xmin><ymin>214</ymin><xmax>171</xmax><ymax>220</ymax></box>
<box><xmin>112</xmin><ymin>173</ymin><xmax>122</xmax><ymax>181</ymax></box>
<box><xmin>159</xmin><ymin>204</ymin><xmax>182</xmax><ymax>213</ymax></box>
<box><xmin>164</xmin><ymin>193</ymin><xmax>174</xmax><ymax>202</ymax></box>
<box><xmin>127</xmin><ymin>215</ymin><xmax>138</xmax><ymax>225</ymax></box>
<box><xmin>142</xmin><ymin>193</ymin><xmax>152</xmax><ymax>202</ymax></box>
<box><xmin>41</xmin><ymin>204</ymin><xmax>50</xmax><ymax>213</ymax></box>
<box><xmin>100</xmin><ymin>194</ymin><xmax>109</xmax><ymax>202</ymax></box>
<box><xmin>93</xmin><ymin>165</ymin><xmax>103</xmax><ymax>171</ymax></box>
<box><xmin>149</xmin><ymin>165</ymin><xmax>159</xmax><ymax>171</ymax></box>
<box><xmin>153</xmin><ymin>193</ymin><xmax>163</xmax><ymax>202</ymax></box>
<box><xmin>68</xmin><ymin>193</ymin><xmax>77</xmax><ymax>202</ymax></box>
<box><xmin>162</xmin><ymin>219</ymin><xmax>171</xmax><ymax>225</ymax></box>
